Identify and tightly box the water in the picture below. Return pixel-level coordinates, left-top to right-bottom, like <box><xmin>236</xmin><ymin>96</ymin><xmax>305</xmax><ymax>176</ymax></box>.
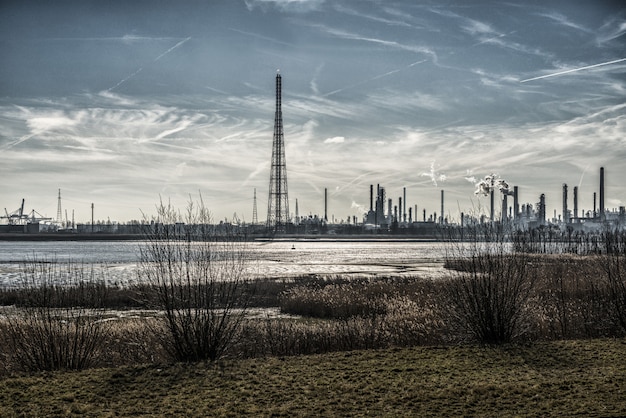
<box><xmin>0</xmin><ymin>240</ymin><xmax>448</xmax><ymax>287</ymax></box>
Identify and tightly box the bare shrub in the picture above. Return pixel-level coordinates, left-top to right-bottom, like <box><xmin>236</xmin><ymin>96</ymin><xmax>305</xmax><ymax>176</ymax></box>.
<box><xmin>597</xmin><ymin>230</ymin><xmax>626</xmax><ymax>334</ymax></box>
<box><xmin>3</xmin><ymin>260</ymin><xmax>110</xmax><ymax>372</ymax></box>
<box><xmin>443</xmin><ymin>225</ymin><xmax>537</xmax><ymax>344</ymax></box>
<box><xmin>138</xmin><ymin>198</ymin><xmax>252</xmax><ymax>363</ymax></box>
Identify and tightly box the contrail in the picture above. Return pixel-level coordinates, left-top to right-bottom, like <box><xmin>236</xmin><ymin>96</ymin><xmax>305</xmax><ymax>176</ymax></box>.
<box><xmin>108</xmin><ymin>37</ymin><xmax>192</xmax><ymax>92</ymax></box>
<box><xmin>520</xmin><ymin>57</ymin><xmax>626</xmax><ymax>83</ymax></box>
<box><xmin>323</xmin><ymin>59</ymin><xmax>427</xmax><ymax>97</ymax></box>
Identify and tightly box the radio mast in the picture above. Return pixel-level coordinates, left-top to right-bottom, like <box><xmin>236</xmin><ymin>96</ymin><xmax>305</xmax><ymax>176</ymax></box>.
<box><xmin>266</xmin><ymin>71</ymin><xmax>290</xmax><ymax>232</ymax></box>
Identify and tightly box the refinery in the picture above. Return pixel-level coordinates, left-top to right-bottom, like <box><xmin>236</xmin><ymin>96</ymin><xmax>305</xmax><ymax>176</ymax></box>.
<box><xmin>2</xmin><ymin>74</ymin><xmax>624</xmax><ymax>237</ymax></box>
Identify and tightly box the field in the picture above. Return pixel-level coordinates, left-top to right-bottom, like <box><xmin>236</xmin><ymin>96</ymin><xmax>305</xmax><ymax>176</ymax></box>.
<box><xmin>1</xmin><ymin>338</ymin><xmax>625</xmax><ymax>417</ymax></box>
<box><xmin>2</xmin><ymin>228</ymin><xmax>626</xmax><ymax>415</ymax></box>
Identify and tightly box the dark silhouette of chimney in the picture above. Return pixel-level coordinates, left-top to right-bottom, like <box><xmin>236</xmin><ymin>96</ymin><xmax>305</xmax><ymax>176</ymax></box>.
<box><xmin>600</xmin><ymin>167</ymin><xmax>605</xmax><ymax>220</ymax></box>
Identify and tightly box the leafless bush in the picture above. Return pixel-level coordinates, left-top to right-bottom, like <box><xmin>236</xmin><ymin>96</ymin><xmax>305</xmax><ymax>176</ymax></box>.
<box><xmin>443</xmin><ymin>224</ymin><xmax>537</xmax><ymax>344</ymax></box>
<box><xmin>3</xmin><ymin>260</ymin><xmax>110</xmax><ymax>372</ymax></box>
<box><xmin>138</xmin><ymin>198</ymin><xmax>253</xmax><ymax>363</ymax></box>
<box><xmin>597</xmin><ymin>230</ymin><xmax>626</xmax><ymax>334</ymax></box>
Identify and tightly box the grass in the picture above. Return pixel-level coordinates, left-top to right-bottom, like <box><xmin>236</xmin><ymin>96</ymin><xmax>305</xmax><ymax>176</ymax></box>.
<box><xmin>1</xmin><ymin>338</ymin><xmax>625</xmax><ymax>417</ymax></box>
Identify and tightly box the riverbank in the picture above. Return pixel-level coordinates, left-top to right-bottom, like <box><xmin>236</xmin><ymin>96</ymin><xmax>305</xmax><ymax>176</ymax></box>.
<box><xmin>0</xmin><ymin>233</ymin><xmax>144</xmax><ymax>241</ymax></box>
<box><xmin>1</xmin><ymin>339</ymin><xmax>625</xmax><ymax>416</ymax></box>
<box><xmin>0</xmin><ymin>232</ymin><xmax>442</xmax><ymax>242</ymax></box>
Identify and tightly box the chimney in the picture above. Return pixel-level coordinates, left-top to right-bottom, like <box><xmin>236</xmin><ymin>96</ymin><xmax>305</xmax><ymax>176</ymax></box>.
<box><xmin>441</xmin><ymin>190</ymin><xmax>444</xmax><ymax>225</ymax></box>
<box><xmin>513</xmin><ymin>186</ymin><xmax>519</xmax><ymax>221</ymax></box>
<box><xmin>324</xmin><ymin>188</ymin><xmax>328</xmax><ymax>221</ymax></box>
<box><xmin>600</xmin><ymin>167</ymin><xmax>605</xmax><ymax>220</ymax></box>
<box><xmin>573</xmin><ymin>186</ymin><xmax>578</xmax><ymax>221</ymax></box>
<box><xmin>563</xmin><ymin>183</ymin><xmax>568</xmax><ymax>224</ymax></box>
<box><xmin>403</xmin><ymin>187</ymin><xmax>407</xmax><ymax>223</ymax></box>
<box><xmin>490</xmin><ymin>189</ymin><xmax>495</xmax><ymax>222</ymax></box>
<box><xmin>502</xmin><ymin>193</ymin><xmax>508</xmax><ymax>223</ymax></box>
<box><xmin>369</xmin><ymin>185</ymin><xmax>373</xmax><ymax>212</ymax></box>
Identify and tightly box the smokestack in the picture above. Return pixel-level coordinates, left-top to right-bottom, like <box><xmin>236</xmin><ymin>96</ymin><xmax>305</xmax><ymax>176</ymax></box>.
<box><xmin>563</xmin><ymin>183</ymin><xmax>568</xmax><ymax>224</ymax></box>
<box><xmin>441</xmin><ymin>190</ymin><xmax>444</xmax><ymax>225</ymax></box>
<box><xmin>600</xmin><ymin>167</ymin><xmax>605</xmax><ymax>220</ymax></box>
<box><xmin>490</xmin><ymin>189</ymin><xmax>494</xmax><ymax>222</ymax></box>
<box><xmin>369</xmin><ymin>185</ymin><xmax>373</xmax><ymax>212</ymax></box>
<box><xmin>324</xmin><ymin>188</ymin><xmax>328</xmax><ymax>221</ymax></box>
<box><xmin>502</xmin><ymin>193</ymin><xmax>508</xmax><ymax>223</ymax></box>
<box><xmin>403</xmin><ymin>187</ymin><xmax>407</xmax><ymax>223</ymax></box>
<box><xmin>399</xmin><ymin>197</ymin><xmax>402</xmax><ymax>223</ymax></box>
<box><xmin>513</xmin><ymin>186</ymin><xmax>519</xmax><ymax>221</ymax></box>
<box><xmin>573</xmin><ymin>186</ymin><xmax>578</xmax><ymax>221</ymax></box>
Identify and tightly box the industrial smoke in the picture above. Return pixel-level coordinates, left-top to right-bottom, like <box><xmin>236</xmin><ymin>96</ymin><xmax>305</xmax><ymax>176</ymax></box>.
<box><xmin>474</xmin><ymin>173</ymin><xmax>509</xmax><ymax>196</ymax></box>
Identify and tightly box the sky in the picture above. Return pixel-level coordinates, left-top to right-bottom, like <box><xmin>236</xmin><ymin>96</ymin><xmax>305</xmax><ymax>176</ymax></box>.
<box><xmin>1</xmin><ymin>0</ymin><xmax>625</xmax><ymax>224</ymax></box>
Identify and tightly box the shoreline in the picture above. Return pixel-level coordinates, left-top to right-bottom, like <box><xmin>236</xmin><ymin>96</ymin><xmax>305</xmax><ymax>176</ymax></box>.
<box><xmin>0</xmin><ymin>232</ymin><xmax>443</xmax><ymax>242</ymax></box>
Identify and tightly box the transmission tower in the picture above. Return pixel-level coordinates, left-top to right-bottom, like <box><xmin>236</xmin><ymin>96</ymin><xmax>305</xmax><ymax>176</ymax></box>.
<box><xmin>252</xmin><ymin>188</ymin><xmax>258</xmax><ymax>225</ymax></box>
<box><xmin>56</xmin><ymin>189</ymin><xmax>62</xmax><ymax>225</ymax></box>
<box><xmin>266</xmin><ymin>71</ymin><xmax>289</xmax><ymax>232</ymax></box>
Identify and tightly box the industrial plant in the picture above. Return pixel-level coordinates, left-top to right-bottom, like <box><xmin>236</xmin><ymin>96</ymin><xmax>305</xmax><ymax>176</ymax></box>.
<box><xmin>2</xmin><ymin>74</ymin><xmax>625</xmax><ymax>238</ymax></box>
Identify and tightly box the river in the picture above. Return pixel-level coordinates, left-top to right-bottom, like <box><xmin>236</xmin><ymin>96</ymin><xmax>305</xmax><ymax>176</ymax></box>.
<box><xmin>0</xmin><ymin>240</ymin><xmax>448</xmax><ymax>287</ymax></box>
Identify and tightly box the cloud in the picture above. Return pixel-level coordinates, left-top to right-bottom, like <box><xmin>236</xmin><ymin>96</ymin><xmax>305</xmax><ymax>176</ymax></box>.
<box><xmin>420</xmin><ymin>161</ymin><xmax>446</xmax><ymax>187</ymax></box>
<box><xmin>324</xmin><ymin>136</ymin><xmax>345</xmax><ymax>144</ymax></box>
<box><xmin>537</xmin><ymin>11</ymin><xmax>592</xmax><ymax>34</ymax></box>
<box><xmin>597</xmin><ymin>19</ymin><xmax>626</xmax><ymax>44</ymax></box>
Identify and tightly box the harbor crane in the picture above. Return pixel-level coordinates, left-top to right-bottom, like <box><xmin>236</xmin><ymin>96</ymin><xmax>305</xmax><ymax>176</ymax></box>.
<box><xmin>2</xmin><ymin>199</ymin><xmax>52</xmax><ymax>225</ymax></box>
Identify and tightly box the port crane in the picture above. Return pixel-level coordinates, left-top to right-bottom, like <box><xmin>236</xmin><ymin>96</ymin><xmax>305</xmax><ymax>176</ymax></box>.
<box><xmin>2</xmin><ymin>199</ymin><xmax>52</xmax><ymax>225</ymax></box>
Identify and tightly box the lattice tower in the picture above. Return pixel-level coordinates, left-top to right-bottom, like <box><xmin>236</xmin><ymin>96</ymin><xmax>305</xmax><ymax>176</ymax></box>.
<box><xmin>266</xmin><ymin>72</ymin><xmax>289</xmax><ymax>231</ymax></box>
<box><xmin>56</xmin><ymin>189</ymin><xmax>62</xmax><ymax>225</ymax></box>
<box><xmin>252</xmin><ymin>188</ymin><xmax>258</xmax><ymax>225</ymax></box>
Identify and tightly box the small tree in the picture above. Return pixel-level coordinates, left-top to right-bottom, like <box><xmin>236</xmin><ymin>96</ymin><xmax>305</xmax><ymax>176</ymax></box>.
<box><xmin>443</xmin><ymin>224</ymin><xmax>536</xmax><ymax>344</ymax></box>
<box><xmin>139</xmin><ymin>198</ymin><xmax>251</xmax><ymax>362</ymax></box>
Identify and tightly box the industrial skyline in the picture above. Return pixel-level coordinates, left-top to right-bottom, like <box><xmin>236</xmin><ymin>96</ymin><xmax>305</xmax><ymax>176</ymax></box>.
<box><xmin>1</xmin><ymin>0</ymin><xmax>625</xmax><ymax>223</ymax></box>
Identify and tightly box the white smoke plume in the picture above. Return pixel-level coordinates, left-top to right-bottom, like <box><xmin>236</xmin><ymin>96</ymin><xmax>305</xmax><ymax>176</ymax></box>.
<box><xmin>474</xmin><ymin>173</ymin><xmax>509</xmax><ymax>196</ymax></box>
<box><xmin>464</xmin><ymin>169</ymin><xmax>477</xmax><ymax>184</ymax></box>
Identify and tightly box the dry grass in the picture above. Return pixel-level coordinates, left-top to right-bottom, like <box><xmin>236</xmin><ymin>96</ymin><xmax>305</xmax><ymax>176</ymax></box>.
<box><xmin>1</xmin><ymin>339</ymin><xmax>625</xmax><ymax>417</ymax></box>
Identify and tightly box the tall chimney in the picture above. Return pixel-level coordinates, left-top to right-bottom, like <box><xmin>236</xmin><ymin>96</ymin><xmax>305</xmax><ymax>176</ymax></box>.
<box><xmin>573</xmin><ymin>186</ymin><xmax>578</xmax><ymax>221</ymax></box>
<box><xmin>490</xmin><ymin>189</ymin><xmax>494</xmax><ymax>222</ymax></box>
<box><xmin>593</xmin><ymin>192</ymin><xmax>597</xmax><ymax>218</ymax></box>
<box><xmin>600</xmin><ymin>167</ymin><xmax>605</xmax><ymax>220</ymax></box>
<box><xmin>563</xmin><ymin>183</ymin><xmax>568</xmax><ymax>224</ymax></box>
<box><xmin>324</xmin><ymin>188</ymin><xmax>328</xmax><ymax>221</ymax></box>
<box><xmin>441</xmin><ymin>190</ymin><xmax>444</xmax><ymax>225</ymax></box>
<box><xmin>513</xmin><ymin>186</ymin><xmax>519</xmax><ymax>221</ymax></box>
<box><xmin>502</xmin><ymin>193</ymin><xmax>508</xmax><ymax>223</ymax></box>
<box><xmin>369</xmin><ymin>185</ymin><xmax>373</xmax><ymax>212</ymax></box>
<box><xmin>403</xmin><ymin>187</ymin><xmax>407</xmax><ymax>223</ymax></box>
